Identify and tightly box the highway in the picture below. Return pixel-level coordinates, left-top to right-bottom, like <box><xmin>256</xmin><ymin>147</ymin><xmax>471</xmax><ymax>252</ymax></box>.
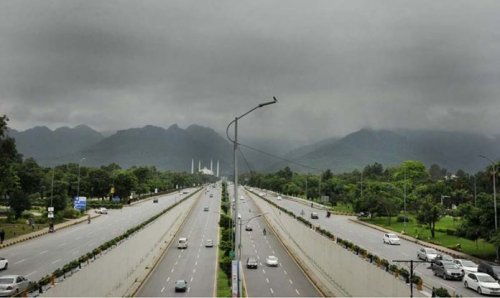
<box><xmin>257</xmin><ymin>189</ymin><xmax>480</xmax><ymax>297</ymax></box>
<box><xmin>137</xmin><ymin>186</ymin><xmax>220</xmax><ymax>297</ymax></box>
<box><xmin>238</xmin><ymin>188</ymin><xmax>321</xmax><ymax>297</ymax></box>
<box><xmin>0</xmin><ymin>189</ymin><xmax>197</xmax><ymax>282</ymax></box>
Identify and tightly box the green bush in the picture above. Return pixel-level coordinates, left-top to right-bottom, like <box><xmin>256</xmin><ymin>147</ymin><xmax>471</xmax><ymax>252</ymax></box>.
<box><xmin>434</xmin><ymin>287</ymin><xmax>450</xmax><ymax>297</ymax></box>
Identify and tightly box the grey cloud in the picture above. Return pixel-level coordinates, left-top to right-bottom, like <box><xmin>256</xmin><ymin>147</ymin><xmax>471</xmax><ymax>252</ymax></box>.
<box><xmin>1</xmin><ymin>0</ymin><xmax>500</xmax><ymax>140</ymax></box>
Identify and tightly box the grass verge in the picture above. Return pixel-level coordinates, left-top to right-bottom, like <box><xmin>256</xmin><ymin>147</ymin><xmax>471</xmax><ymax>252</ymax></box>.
<box><xmin>217</xmin><ymin>261</ymin><xmax>231</xmax><ymax>297</ymax></box>
<box><xmin>363</xmin><ymin>215</ymin><xmax>496</xmax><ymax>260</ymax></box>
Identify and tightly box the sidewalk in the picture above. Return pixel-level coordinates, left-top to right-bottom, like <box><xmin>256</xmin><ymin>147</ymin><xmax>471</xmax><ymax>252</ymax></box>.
<box><xmin>0</xmin><ymin>213</ymin><xmax>101</xmax><ymax>250</ymax></box>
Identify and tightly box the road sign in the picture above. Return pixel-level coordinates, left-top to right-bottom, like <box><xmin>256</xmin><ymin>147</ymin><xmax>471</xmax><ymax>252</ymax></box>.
<box><xmin>229</xmin><ymin>251</ymin><xmax>235</xmax><ymax>258</ymax></box>
<box><xmin>48</xmin><ymin>212</ymin><xmax>54</xmax><ymax>218</ymax></box>
<box><xmin>47</xmin><ymin>207</ymin><xmax>54</xmax><ymax>212</ymax></box>
<box><xmin>73</xmin><ymin>196</ymin><xmax>87</xmax><ymax>211</ymax></box>
<box><xmin>321</xmin><ymin>196</ymin><xmax>329</xmax><ymax>203</ymax></box>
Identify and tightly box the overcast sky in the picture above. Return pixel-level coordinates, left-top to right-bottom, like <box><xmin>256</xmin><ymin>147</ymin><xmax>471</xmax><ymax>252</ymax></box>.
<box><xmin>1</xmin><ymin>0</ymin><xmax>499</xmax><ymax>142</ymax></box>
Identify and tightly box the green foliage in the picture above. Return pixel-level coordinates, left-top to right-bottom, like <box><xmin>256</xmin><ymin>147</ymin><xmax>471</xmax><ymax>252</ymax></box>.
<box><xmin>8</xmin><ymin>189</ymin><xmax>31</xmax><ymax>219</ymax></box>
<box><xmin>416</xmin><ymin>195</ymin><xmax>445</xmax><ymax>238</ymax></box>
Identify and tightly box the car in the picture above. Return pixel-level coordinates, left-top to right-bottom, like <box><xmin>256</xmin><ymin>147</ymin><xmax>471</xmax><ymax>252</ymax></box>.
<box><xmin>0</xmin><ymin>258</ymin><xmax>7</xmax><ymax>271</ymax></box>
<box><xmin>454</xmin><ymin>259</ymin><xmax>478</xmax><ymax>274</ymax></box>
<box><xmin>464</xmin><ymin>272</ymin><xmax>500</xmax><ymax>296</ymax></box>
<box><xmin>203</xmin><ymin>206</ymin><xmax>209</xmax><ymax>211</ymax></box>
<box><xmin>277</xmin><ymin>196</ymin><xmax>282</xmax><ymax>200</ymax></box>
<box><xmin>310</xmin><ymin>212</ymin><xmax>319</xmax><ymax>219</ymax></box>
<box><xmin>417</xmin><ymin>247</ymin><xmax>438</xmax><ymax>262</ymax></box>
<box><xmin>245</xmin><ymin>225</ymin><xmax>252</xmax><ymax>231</ymax></box>
<box><xmin>382</xmin><ymin>233</ymin><xmax>401</xmax><ymax>245</ymax></box>
<box><xmin>432</xmin><ymin>260</ymin><xmax>464</xmax><ymax>281</ymax></box>
<box><xmin>478</xmin><ymin>261</ymin><xmax>500</xmax><ymax>280</ymax></box>
<box><xmin>153</xmin><ymin>199</ymin><xmax>158</xmax><ymax>203</ymax></box>
<box><xmin>96</xmin><ymin>207</ymin><xmax>108</xmax><ymax>214</ymax></box>
<box><xmin>205</xmin><ymin>239</ymin><xmax>213</xmax><ymax>247</ymax></box>
<box><xmin>431</xmin><ymin>254</ymin><xmax>455</xmax><ymax>268</ymax></box>
<box><xmin>0</xmin><ymin>275</ymin><xmax>30</xmax><ymax>297</ymax></box>
<box><xmin>177</xmin><ymin>237</ymin><xmax>188</xmax><ymax>249</ymax></box>
<box><xmin>246</xmin><ymin>256</ymin><xmax>258</xmax><ymax>269</ymax></box>
<box><xmin>357</xmin><ymin>212</ymin><xmax>370</xmax><ymax>218</ymax></box>
<box><xmin>266</xmin><ymin>256</ymin><xmax>279</xmax><ymax>267</ymax></box>
<box><xmin>174</xmin><ymin>280</ymin><xmax>187</xmax><ymax>292</ymax></box>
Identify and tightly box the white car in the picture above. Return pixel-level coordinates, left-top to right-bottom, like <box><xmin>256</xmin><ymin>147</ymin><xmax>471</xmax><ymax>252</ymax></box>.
<box><xmin>266</xmin><ymin>256</ymin><xmax>279</xmax><ymax>267</ymax></box>
<box><xmin>0</xmin><ymin>258</ymin><xmax>7</xmax><ymax>270</ymax></box>
<box><xmin>0</xmin><ymin>275</ymin><xmax>30</xmax><ymax>297</ymax></box>
<box><xmin>464</xmin><ymin>272</ymin><xmax>500</xmax><ymax>296</ymax></box>
<box><xmin>277</xmin><ymin>196</ymin><xmax>282</xmax><ymax>200</ymax></box>
<box><xmin>417</xmin><ymin>247</ymin><xmax>438</xmax><ymax>261</ymax></box>
<box><xmin>205</xmin><ymin>239</ymin><xmax>213</xmax><ymax>247</ymax></box>
<box><xmin>454</xmin><ymin>259</ymin><xmax>478</xmax><ymax>274</ymax></box>
<box><xmin>97</xmin><ymin>207</ymin><xmax>108</xmax><ymax>214</ymax></box>
<box><xmin>383</xmin><ymin>233</ymin><xmax>401</xmax><ymax>245</ymax></box>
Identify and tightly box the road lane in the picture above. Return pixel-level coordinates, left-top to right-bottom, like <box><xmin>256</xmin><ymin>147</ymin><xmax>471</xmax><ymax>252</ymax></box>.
<box><xmin>239</xmin><ymin>189</ymin><xmax>321</xmax><ymax>297</ymax></box>
<box><xmin>0</xmin><ymin>188</ymin><xmax>198</xmax><ymax>282</ymax></box>
<box><xmin>256</xmin><ymin>189</ymin><xmax>479</xmax><ymax>297</ymax></box>
<box><xmin>137</xmin><ymin>186</ymin><xmax>220</xmax><ymax>297</ymax></box>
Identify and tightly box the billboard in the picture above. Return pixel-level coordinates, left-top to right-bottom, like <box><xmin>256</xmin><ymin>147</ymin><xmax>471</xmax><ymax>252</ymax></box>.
<box><xmin>74</xmin><ymin>196</ymin><xmax>87</xmax><ymax>210</ymax></box>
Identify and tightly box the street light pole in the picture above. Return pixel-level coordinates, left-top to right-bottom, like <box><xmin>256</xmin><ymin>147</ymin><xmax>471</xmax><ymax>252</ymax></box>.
<box><xmin>77</xmin><ymin>157</ymin><xmax>86</xmax><ymax>213</ymax></box>
<box><xmin>226</xmin><ymin>97</ymin><xmax>277</xmax><ymax>297</ymax></box>
<box><xmin>479</xmin><ymin>155</ymin><xmax>498</xmax><ymax>261</ymax></box>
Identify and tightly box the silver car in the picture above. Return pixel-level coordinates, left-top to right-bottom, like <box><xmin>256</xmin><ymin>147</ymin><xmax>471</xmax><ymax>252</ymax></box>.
<box><xmin>417</xmin><ymin>247</ymin><xmax>438</xmax><ymax>261</ymax></box>
<box><xmin>0</xmin><ymin>275</ymin><xmax>30</xmax><ymax>297</ymax></box>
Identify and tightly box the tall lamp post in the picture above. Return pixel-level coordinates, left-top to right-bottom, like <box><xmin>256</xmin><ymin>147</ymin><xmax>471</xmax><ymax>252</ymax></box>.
<box><xmin>77</xmin><ymin>157</ymin><xmax>86</xmax><ymax>213</ymax></box>
<box><xmin>226</xmin><ymin>97</ymin><xmax>277</xmax><ymax>297</ymax></box>
<box><xmin>479</xmin><ymin>154</ymin><xmax>498</xmax><ymax>261</ymax></box>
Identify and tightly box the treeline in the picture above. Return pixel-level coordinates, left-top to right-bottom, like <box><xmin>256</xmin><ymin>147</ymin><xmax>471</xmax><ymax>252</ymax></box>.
<box><xmin>244</xmin><ymin>160</ymin><xmax>500</xmax><ymax>243</ymax></box>
<box><xmin>0</xmin><ymin>115</ymin><xmax>216</xmax><ymax>220</ymax></box>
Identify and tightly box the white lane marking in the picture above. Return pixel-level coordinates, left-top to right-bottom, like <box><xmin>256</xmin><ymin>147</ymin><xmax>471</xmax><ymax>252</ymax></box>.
<box><xmin>284</xmin><ymin>270</ymin><xmax>287</xmax><ymax>275</ymax></box>
<box><xmin>289</xmin><ymin>279</ymin><xmax>293</xmax><ymax>284</ymax></box>
<box><xmin>296</xmin><ymin>289</ymin><xmax>300</xmax><ymax>295</ymax></box>
<box><xmin>178</xmin><ymin>254</ymin><xmax>181</xmax><ymax>258</ymax></box>
<box><xmin>166</xmin><ymin>277</ymin><xmax>170</xmax><ymax>282</ymax></box>
<box><xmin>197</xmin><ymin>254</ymin><xmax>200</xmax><ymax>259</ymax></box>
<box><xmin>190</xmin><ymin>277</ymin><xmax>193</xmax><ymax>282</ymax></box>
<box><xmin>161</xmin><ymin>286</ymin><xmax>165</xmax><ymax>293</ymax></box>
<box><xmin>270</xmin><ymin>288</ymin><xmax>274</xmax><ymax>294</ymax></box>
<box><xmin>188</xmin><ymin>287</ymin><xmax>191</xmax><ymax>293</ymax></box>
<box><xmin>39</xmin><ymin>250</ymin><xmax>48</xmax><ymax>255</ymax></box>
<box><xmin>195</xmin><ymin>261</ymin><xmax>198</xmax><ymax>266</ymax></box>
<box><xmin>262</xmin><ymin>269</ymin><xmax>266</xmax><ymax>274</ymax></box>
<box><xmin>25</xmin><ymin>271</ymin><xmax>37</xmax><ymax>277</ymax></box>
<box><xmin>175</xmin><ymin>261</ymin><xmax>178</xmax><ymax>266</ymax></box>
<box><xmin>171</xmin><ymin>268</ymin><xmax>174</xmax><ymax>273</ymax></box>
<box><xmin>14</xmin><ymin>259</ymin><xmax>26</xmax><ymax>265</ymax></box>
<box><xmin>193</xmin><ymin>268</ymin><xmax>196</xmax><ymax>273</ymax></box>
<box><xmin>52</xmin><ymin>259</ymin><xmax>61</xmax><ymax>264</ymax></box>
<box><xmin>266</xmin><ymin>278</ymin><xmax>269</xmax><ymax>283</ymax></box>
<box><xmin>255</xmin><ymin>249</ymin><xmax>258</xmax><ymax>254</ymax></box>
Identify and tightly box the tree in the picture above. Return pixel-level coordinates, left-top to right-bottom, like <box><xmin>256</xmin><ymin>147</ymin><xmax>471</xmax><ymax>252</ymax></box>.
<box><xmin>8</xmin><ymin>189</ymin><xmax>31</xmax><ymax>219</ymax></box>
<box><xmin>114</xmin><ymin>171</ymin><xmax>138</xmax><ymax>200</ymax></box>
<box><xmin>87</xmin><ymin>168</ymin><xmax>112</xmax><ymax>199</ymax></box>
<box><xmin>429</xmin><ymin>164</ymin><xmax>447</xmax><ymax>181</ymax></box>
<box><xmin>0</xmin><ymin>115</ymin><xmax>22</xmax><ymax>200</ymax></box>
<box><xmin>17</xmin><ymin>158</ymin><xmax>43</xmax><ymax>195</ymax></box>
<box><xmin>416</xmin><ymin>195</ymin><xmax>444</xmax><ymax>238</ymax></box>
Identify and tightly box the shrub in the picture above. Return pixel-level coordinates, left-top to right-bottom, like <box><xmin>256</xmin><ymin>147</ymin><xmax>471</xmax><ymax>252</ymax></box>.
<box><xmin>434</xmin><ymin>287</ymin><xmax>450</xmax><ymax>297</ymax></box>
<box><xmin>389</xmin><ymin>264</ymin><xmax>398</xmax><ymax>273</ymax></box>
<box><xmin>397</xmin><ymin>215</ymin><xmax>411</xmax><ymax>223</ymax></box>
<box><xmin>380</xmin><ymin>258</ymin><xmax>389</xmax><ymax>269</ymax></box>
<box><xmin>399</xmin><ymin>268</ymin><xmax>409</xmax><ymax>280</ymax></box>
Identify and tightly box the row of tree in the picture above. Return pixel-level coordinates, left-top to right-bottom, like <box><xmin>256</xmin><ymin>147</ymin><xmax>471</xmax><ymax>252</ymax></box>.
<box><xmin>244</xmin><ymin>161</ymin><xmax>499</xmax><ymax>243</ymax></box>
<box><xmin>0</xmin><ymin>115</ymin><xmax>216</xmax><ymax>219</ymax></box>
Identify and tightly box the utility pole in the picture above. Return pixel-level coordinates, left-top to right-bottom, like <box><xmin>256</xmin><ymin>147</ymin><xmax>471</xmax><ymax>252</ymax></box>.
<box><xmin>393</xmin><ymin>259</ymin><xmax>430</xmax><ymax>297</ymax></box>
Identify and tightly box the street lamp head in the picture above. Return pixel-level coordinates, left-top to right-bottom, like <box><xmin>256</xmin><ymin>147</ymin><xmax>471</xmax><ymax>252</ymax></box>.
<box><xmin>258</xmin><ymin>96</ymin><xmax>278</xmax><ymax>108</ymax></box>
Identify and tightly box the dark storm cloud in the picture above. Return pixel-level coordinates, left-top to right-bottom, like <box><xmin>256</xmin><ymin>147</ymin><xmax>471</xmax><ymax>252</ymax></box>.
<box><xmin>1</xmin><ymin>0</ymin><xmax>500</xmax><ymax>141</ymax></box>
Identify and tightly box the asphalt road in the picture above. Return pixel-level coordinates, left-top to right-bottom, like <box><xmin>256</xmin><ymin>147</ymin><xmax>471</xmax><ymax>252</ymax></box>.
<box><xmin>137</xmin><ymin>186</ymin><xmax>220</xmax><ymax>297</ymax></box>
<box><xmin>0</xmin><ymin>188</ymin><xmax>198</xmax><ymax>282</ymax></box>
<box><xmin>238</xmin><ymin>189</ymin><xmax>321</xmax><ymax>297</ymax></box>
<box><xmin>256</xmin><ymin>190</ymin><xmax>480</xmax><ymax>297</ymax></box>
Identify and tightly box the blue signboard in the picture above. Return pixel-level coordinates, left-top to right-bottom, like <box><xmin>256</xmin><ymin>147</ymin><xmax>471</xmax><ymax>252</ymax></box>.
<box><xmin>112</xmin><ymin>196</ymin><xmax>120</xmax><ymax>202</ymax></box>
<box><xmin>74</xmin><ymin>196</ymin><xmax>87</xmax><ymax>210</ymax></box>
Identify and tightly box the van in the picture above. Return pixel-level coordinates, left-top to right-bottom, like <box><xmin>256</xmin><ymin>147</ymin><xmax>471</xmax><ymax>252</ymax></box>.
<box><xmin>177</xmin><ymin>237</ymin><xmax>188</xmax><ymax>249</ymax></box>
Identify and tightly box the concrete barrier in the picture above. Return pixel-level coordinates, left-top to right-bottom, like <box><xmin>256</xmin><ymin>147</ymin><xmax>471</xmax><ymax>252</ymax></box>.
<box><xmin>248</xmin><ymin>190</ymin><xmax>422</xmax><ymax>297</ymax></box>
<box><xmin>43</xmin><ymin>191</ymin><xmax>200</xmax><ymax>297</ymax></box>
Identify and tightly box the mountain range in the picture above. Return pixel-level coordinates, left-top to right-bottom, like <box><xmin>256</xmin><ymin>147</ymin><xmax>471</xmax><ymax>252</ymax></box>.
<box><xmin>8</xmin><ymin>125</ymin><xmax>500</xmax><ymax>174</ymax></box>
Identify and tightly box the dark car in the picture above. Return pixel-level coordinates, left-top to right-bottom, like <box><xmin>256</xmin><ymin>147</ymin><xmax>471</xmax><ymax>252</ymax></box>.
<box><xmin>478</xmin><ymin>261</ymin><xmax>500</xmax><ymax>280</ymax></box>
<box><xmin>245</xmin><ymin>225</ymin><xmax>252</xmax><ymax>231</ymax></box>
<box><xmin>310</xmin><ymin>212</ymin><xmax>319</xmax><ymax>219</ymax></box>
<box><xmin>431</xmin><ymin>254</ymin><xmax>454</xmax><ymax>268</ymax></box>
<box><xmin>246</xmin><ymin>256</ymin><xmax>258</xmax><ymax>269</ymax></box>
<box><xmin>432</xmin><ymin>260</ymin><xmax>464</xmax><ymax>281</ymax></box>
<box><xmin>153</xmin><ymin>199</ymin><xmax>158</xmax><ymax>203</ymax></box>
<box><xmin>175</xmin><ymin>280</ymin><xmax>187</xmax><ymax>292</ymax></box>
